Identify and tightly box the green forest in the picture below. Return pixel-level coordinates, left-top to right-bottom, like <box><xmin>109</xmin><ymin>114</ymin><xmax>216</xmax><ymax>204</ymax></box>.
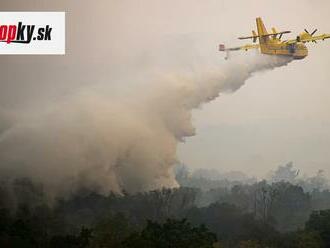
<box><xmin>1</xmin><ymin>163</ymin><xmax>330</xmax><ymax>248</ymax></box>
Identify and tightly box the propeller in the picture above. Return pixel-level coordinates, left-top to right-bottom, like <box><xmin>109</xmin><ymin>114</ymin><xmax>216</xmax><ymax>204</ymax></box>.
<box><xmin>311</xmin><ymin>29</ymin><xmax>318</xmax><ymax>35</ymax></box>
<box><xmin>304</xmin><ymin>29</ymin><xmax>318</xmax><ymax>43</ymax></box>
<box><xmin>305</xmin><ymin>29</ymin><xmax>318</xmax><ymax>35</ymax></box>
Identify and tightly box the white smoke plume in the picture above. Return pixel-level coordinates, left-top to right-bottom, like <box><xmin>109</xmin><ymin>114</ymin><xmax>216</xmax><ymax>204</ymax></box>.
<box><xmin>0</xmin><ymin>50</ymin><xmax>292</xmax><ymax>199</ymax></box>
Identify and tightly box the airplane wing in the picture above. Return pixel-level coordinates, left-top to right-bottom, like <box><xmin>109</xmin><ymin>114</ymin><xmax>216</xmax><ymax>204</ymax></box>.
<box><xmin>286</xmin><ymin>33</ymin><xmax>330</xmax><ymax>45</ymax></box>
<box><xmin>300</xmin><ymin>34</ymin><xmax>330</xmax><ymax>43</ymax></box>
<box><xmin>219</xmin><ymin>43</ymin><xmax>259</xmax><ymax>60</ymax></box>
<box><xmin>219</xmin><ymin>43</ymin><xmax>259</xmax><ymax>51</ymax></box>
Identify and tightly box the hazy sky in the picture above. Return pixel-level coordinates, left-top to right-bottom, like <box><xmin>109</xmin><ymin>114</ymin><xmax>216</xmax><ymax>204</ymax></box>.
<box><xmin>177</xmin><ymin>0</ymin><xmax>330</xmax><ymax>178</ymax></box>
<box><xmin>1</xmin><ymin>0</ymin><xmax>330</xmax><ymax>180</ymax></box>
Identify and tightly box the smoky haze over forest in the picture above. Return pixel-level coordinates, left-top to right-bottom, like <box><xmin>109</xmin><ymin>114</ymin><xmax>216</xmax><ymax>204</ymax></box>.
<box><xmin>0</xmin><ymin>0</ymin><xmax>330</xmax><ymax>199</ymax></box>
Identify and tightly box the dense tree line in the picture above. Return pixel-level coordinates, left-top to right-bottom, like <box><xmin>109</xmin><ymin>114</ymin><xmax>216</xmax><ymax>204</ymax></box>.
<box><xmin>0</xmin><ymin>186</ymin><xmax>329</xmax><ymax>247</ymax></box>
<box><xmin>0</xmin><ymin>163</ymin><xmax>329</xmax><ymax>247</ymax></box>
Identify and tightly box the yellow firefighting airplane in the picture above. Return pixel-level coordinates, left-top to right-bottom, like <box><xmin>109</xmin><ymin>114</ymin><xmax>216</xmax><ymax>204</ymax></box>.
<box><xmin>219</xmin><ymin>17</ymin><xmax>330</xmax><ymax>60</ymax></box>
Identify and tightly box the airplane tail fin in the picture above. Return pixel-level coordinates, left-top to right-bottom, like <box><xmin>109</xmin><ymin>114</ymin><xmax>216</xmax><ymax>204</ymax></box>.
<box><xmin>256</xmin><ymin>17</ymin><xmax>268</xmax><ymax>37</ymax></box>
<box><xmin>256</xmin><ymin>17</ymin><xmax>269</xmax><ymax>52</ymax></box>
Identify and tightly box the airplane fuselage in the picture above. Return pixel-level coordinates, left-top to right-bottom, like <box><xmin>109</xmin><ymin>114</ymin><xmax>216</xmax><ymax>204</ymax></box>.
<box><xmin>260</xmin><ymin>38</ymin><xmax>308</xmax><ymax>60</ymax></box>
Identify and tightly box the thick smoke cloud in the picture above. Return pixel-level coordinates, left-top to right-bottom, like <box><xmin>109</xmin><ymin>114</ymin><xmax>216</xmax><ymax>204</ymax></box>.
<box><xmin>0</xmin><ymin>50</ymin><xmax>292</xmax><ymax>198</ymax></box>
